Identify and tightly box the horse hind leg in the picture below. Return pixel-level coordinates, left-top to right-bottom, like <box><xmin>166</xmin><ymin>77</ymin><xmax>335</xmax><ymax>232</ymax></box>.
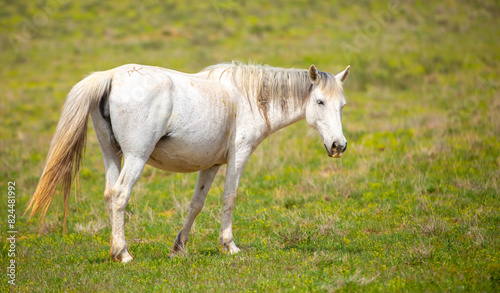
<box><xmin>171</xmin><ymin>165</ymin><xmax>221</xmax><ymax>256</ymax></box>
<box><xmin>98</xmin><ymin>85</ymin><xmax>169</xmax><ymax>262</ymax></box>
<box><xmin>102</xmin><ymin>151</ymin><xmax>121</xmax><ymax>258</ymax></box>
<box><xmin>91</xmin><ymin>109</ymin><xmax>122</xmax><ymax>257</ymax></box>
<box><xmin>92</xmin><ymin>108</ymin><xmax>152</xmax><ymax>262</ymax></box>
<box><xmin>109</xmin><ymin>155</ymin><xmax>149</xmax><ymax>262</ymax></box>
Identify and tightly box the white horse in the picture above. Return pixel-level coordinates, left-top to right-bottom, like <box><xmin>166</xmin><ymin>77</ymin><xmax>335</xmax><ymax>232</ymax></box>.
<box><xmin>27</xmin><ymin>62</ymin><xmax>350</xmax><ymax>262</ymax></box>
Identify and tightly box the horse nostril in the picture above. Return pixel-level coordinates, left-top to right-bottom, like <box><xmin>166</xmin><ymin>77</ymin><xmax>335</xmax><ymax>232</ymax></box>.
<box><xmin>332</xmin><ymin>141</ymin><xmax>347</xmax><ymax>153</ymax></box>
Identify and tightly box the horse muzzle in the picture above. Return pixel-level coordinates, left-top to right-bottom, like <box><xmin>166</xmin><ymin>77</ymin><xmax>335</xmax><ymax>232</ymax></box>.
<box><xmin>324</xmin><ymin>141</ymin><xmax>347</xmax><ymax>158</ymax></box>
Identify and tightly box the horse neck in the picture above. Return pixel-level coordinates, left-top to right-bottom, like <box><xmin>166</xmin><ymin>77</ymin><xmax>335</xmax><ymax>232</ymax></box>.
<box><xmin>197</xmin><ymin>64</ymin><xmax>310</xmax><ymax>134</ymax></box>
<box><xmin>265</xmin><ymin>95</ymin><xmax>307</xmax><ymax>135</ymax></box>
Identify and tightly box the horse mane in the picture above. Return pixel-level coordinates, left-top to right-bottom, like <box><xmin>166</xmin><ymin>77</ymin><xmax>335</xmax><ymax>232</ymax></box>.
<box><xmin>203</xmin><ymin>61</ymin><xmax>340</xmax><ymax>128</ymax></box>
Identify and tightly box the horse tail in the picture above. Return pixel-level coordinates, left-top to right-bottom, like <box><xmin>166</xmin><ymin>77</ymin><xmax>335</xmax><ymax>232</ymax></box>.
<box><xmin>26</xmin><ymin>71</ymin><xmax>113</xmax><ymax>231</ymax></box>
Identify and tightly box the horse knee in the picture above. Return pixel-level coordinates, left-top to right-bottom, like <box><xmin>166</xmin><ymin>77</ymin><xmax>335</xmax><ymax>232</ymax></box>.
<box><xmin>104</xmin><ymin>188</ymin><xmax>113</xmax><ymax>202</ymax></box>
<box><xmin>190</xmin><ymin>201</ymin><xmax>204</xmax><ymax>214</ymax></box>
<box><xmin>111</xmin><ymin>186</ymin><xmax>129</xmax><ymax>212</ymax></box>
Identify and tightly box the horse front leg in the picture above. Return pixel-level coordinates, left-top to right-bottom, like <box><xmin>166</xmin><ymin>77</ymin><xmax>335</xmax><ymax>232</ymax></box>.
<box><xmin>171</xmin><ymin>165</ymin><xmax>221</xmax><ymax>256</ymax></box>
<box><xmin>219</xmin><ymin>148</ymin><xmax>251</xmax><ymax>254</ymax></box>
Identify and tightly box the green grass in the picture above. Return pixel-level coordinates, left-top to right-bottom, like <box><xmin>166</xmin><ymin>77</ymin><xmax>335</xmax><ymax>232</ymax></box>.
<box><xmin>1</xmin><ymin>0</ymin><xmax>499</xmax><ymax>291</ymax></box>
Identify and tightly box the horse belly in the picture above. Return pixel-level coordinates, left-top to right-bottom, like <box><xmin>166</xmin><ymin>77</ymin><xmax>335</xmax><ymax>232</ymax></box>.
<box><xmin>147</xmin><ymin>128</ymin><xmax>229</xmax><ymax>173</ymax></box>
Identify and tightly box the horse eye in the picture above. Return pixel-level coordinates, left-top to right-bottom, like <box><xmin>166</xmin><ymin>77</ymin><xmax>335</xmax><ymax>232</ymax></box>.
<box><xmin>316</xmin><ymin>100</ymin><xmax>324</xmax><ymax>105</ymax></box>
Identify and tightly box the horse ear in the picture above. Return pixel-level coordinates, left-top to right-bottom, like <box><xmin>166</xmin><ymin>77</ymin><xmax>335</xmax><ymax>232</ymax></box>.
<box><xmin>336</xmin><ymin>65</ymin><xmax>350</xmax><ymax>84</ymax></box>
<box><xmin>309</xmin><ymin>65</ymin><xmax>320</xmax><ymax>85</ymax></box>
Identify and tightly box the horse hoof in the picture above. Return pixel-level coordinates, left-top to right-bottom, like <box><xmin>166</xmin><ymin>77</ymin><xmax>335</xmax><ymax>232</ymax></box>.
<box><xmin>110</xmin><ymin>247</ymin><xmax>134</xmax><ymax>263</ymax></box>
<box><xmin>228</xmin><ymin>243</ymin><xmax>241</xmax><ymax>254</ymax></box>
<box><xmin>170</xmin><ymin>247</ymin><xmax>187</xmax><ymax>258</ymax></box>
<box><xmin>220</xmin><ymin>241</ymin><xmax>241</xmax><ymax>254</ymax></box>
<box><xmin>120</xmin><ymin>253</ymin><xmax>134</xmax><ymax>263</ymax></box>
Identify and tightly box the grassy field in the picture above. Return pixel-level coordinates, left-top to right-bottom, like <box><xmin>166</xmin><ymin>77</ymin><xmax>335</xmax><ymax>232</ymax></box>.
<box><xmin>1</xmin><ymin>0</ymin><xmax>499</xmax><ymax>291</ymax></box>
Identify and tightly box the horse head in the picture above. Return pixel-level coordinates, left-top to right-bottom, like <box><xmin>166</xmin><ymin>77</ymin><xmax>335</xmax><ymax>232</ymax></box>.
<box><xmin>305</xmin><ymin>65</ymin><xmax>350</xmax><ymax>158</ymax></box>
